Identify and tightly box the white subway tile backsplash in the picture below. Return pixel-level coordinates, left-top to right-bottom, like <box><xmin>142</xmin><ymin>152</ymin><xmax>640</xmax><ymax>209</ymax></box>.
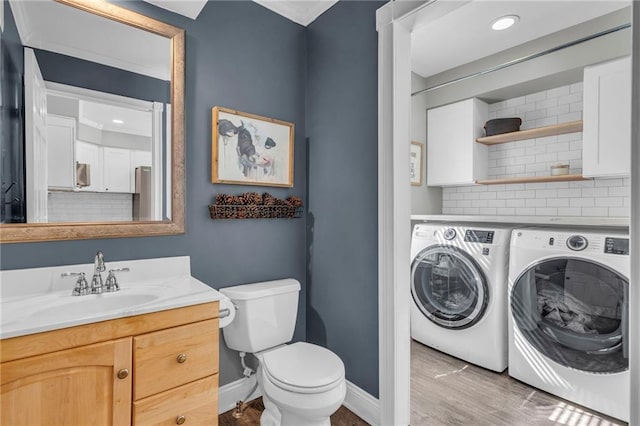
<box><xmin>570</xmin><ymin>198</ymin><xmax>595</xmax><ymax>207</ymax></box>
<box><xmin>581</xmin><ymin>207</ymin><xmax>609</xmax><ymax>217</ymax></box>
<box><xmin>439</xmin><ymin>83</ymin><xmax>630</xmax><ymax>218</ymax></box>
<box><xmin>536</xmin><ymin>207</ymin><xmax>558</xmax><ymax>216</ymax></box>
<box><xmin>609</xmin><ymin>207</ymin><xmax>630</xmax><ymax>217</ymax></box>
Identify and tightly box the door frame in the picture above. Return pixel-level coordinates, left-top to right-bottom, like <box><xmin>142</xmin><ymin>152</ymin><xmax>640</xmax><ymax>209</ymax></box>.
<box><xmin>376</xmin><ymin>1</ymin><xmax>640</xmax><ymax>424</ymax></box>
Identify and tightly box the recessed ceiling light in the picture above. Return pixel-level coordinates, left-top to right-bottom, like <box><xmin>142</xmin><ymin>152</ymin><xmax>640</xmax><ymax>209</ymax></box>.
<box><xmin>491</xmin><ymin>15</ymin><xmax>519</xmax><ymax>31</ymax></box>
<box><xmin>112</xmin><ymin>119</ymin><xmax>124</xmax><ymax>124</ymax></box>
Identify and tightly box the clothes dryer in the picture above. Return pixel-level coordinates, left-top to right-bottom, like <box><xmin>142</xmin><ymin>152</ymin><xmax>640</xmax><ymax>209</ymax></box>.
<box><xmin>410</xmin><ymin>222</ymin><xmax>514</xmax><ymax>372</ymax></box>
<box><xmin>508</xmin><ymin>228</ymin><xmax>629</xmax><ymax>421</ymax></box>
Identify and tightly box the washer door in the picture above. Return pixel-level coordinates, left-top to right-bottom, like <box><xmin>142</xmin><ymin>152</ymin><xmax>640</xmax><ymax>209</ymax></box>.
<box><xmin>411</xmin><ymin>245</ymin><xmax>489</xmax><ymax>329</ymax></box>
<box><xmin>511</xmin><ymin>257</ymin><xmax>628</xmax><ymax>374</ymax></box>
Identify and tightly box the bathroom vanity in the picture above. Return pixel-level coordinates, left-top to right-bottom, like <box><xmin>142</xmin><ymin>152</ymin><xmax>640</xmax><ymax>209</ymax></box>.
<box><xmin>0</xmin><ymin>256</ymin><xmax>225</xmax><ymax>425</ymax></box>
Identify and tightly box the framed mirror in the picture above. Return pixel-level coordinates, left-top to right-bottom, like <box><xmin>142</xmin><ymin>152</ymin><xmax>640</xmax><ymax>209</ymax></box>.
<box><xmin>0</xmin><ymin>0</ymin><xmax>185</xmax><ymax>243</ymax></box>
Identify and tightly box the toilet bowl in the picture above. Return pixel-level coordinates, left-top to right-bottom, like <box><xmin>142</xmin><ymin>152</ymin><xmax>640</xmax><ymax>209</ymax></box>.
<box><xmin>257</xmin><ymin>342</ymin><xmax>346</xmax><ymax>426</ymax></box>
<box><xmin>219</xmin><ymin>279</ymin><xmax>347</xmax><ymax>426</ymax></box>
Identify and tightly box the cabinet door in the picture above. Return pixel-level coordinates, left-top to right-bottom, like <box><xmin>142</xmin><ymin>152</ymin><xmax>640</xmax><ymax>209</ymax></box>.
<box><xmin>103</xmin><ymin>147</ymin><xmax>132</xmax><ymax>193</ymax></box>
<box><xmin>75</xmin><ymin>140</ymin><xmax>101</xmax><ymax>191</ymax></box>
<box><xmin>47</xmin><ymin>115</ymin><xmax>75</xmax><ymax>189</ymax></box>
<box><xmin>583</xmin><ymin>56</ymin><xmax>631</xmax><ymax>177</ymax></box>
<box><xmin>1</xmin><ymin>338</ymin><xmax>132</xmax><ymax>426</ymax></box>
<box><xmin>427</xmin><ymin>98</ymin><xmax>488</xmax><ymax>186</ymax></box>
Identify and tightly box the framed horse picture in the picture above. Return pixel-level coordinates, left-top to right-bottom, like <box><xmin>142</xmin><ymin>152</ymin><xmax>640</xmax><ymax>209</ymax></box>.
<box><xmin>212</xmin><ymin>107</ymin><xmax>294</xmax><ymax>187</ymax></box>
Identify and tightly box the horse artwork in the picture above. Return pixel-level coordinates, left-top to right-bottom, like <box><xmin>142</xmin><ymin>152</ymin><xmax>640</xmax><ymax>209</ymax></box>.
<box><xmin>212</xmin><ymin>107</ymin><xmax>294</xmax><ymax>187</ymax></box>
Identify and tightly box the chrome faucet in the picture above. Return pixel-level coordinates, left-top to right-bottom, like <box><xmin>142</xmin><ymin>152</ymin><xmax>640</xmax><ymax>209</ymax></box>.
<box><xmin>91</xmin><ymin>251</ymin><xmax>106</xmax><ymax>294</ymax></box>
<box><xmin>63</xmin><ymin>251</ymin><xmax>128</xmax><ymax>296</ymax></box>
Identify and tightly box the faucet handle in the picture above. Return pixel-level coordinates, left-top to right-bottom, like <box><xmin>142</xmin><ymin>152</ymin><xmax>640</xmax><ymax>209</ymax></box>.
<box><xmin>105</xmin><ymin>268</ymin><xmax>129</xmax><ymax>292</ymax></box>
<box><xmin>62</xmin><ymin>272</ymin><xmax>89</xmax><ymax>296</ymax></box>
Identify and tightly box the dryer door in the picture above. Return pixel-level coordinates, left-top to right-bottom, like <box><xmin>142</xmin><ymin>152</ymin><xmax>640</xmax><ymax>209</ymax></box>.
<box><xmin>411</xmin><ymin>245</ymin><xmax>489</xmax><ymax>329</ymax></box>
<box><xmin>511</xmin><ymin>257</ymin><xmax>628</xmax><ymax>373</ymax></box>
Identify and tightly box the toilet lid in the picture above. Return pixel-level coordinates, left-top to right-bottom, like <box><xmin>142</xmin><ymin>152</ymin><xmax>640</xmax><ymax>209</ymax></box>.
<box><xmin>262</xmin><ymin>342</ymin><xmax>345</xmax><ymax>393</ymax></box>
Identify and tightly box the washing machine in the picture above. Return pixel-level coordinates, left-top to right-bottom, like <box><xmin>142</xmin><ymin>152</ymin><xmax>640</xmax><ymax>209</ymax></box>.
<box><xmin>508</xmin><ymin>227</ymin><xmax>629</xmax><ymax>421</ymax></box>
<box><xmin>410</xmin><ymin>222</ymin><xmax>514</xmax><ymax>372</ymax></box>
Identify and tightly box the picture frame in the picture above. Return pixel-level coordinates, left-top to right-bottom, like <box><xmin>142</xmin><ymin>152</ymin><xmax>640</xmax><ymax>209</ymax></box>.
<box><xmin>410</xmin><ymin>141</ymin><xmax>424</xmax><ymax>186</ymax></box>
<box><xmin>212</xmin><ymin>106</ymin><xmax>294</xmax><ymax>187</ymax></box>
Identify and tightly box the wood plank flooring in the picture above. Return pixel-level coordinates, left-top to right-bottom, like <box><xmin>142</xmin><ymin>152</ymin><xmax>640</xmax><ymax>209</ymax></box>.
<box><xmin>218</xmin><ymin>397</ymin><xmax>368</xmax><ymax>426</ymax></box>
<box><xmin>411</xmin><ymin>339</ymin><xmax>627</xmax><ymax>426</ymax></box>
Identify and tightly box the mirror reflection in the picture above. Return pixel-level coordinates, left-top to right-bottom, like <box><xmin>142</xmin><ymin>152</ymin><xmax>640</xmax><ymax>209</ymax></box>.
<box><xmin>2</xmin><ymin>0</ymin><xmax>172</xmax><ymax>224</ymax></box>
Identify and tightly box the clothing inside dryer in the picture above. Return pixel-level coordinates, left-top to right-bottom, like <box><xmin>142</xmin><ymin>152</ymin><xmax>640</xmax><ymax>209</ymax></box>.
<box><xmin>512</xmin><ymin>258</ymin><xmax>628</xmax><ymax>373</ymax></box>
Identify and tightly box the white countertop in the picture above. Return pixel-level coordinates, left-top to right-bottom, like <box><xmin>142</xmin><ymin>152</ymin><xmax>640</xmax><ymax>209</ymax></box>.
<box><xmin>0</xmin><ymin>256</ymin><xmax>227</xmax><ymax>339</ymax></box>
<box><xmin>410</xmin><ymin>215</ymin><xmax>630</xmax><ymax>228</ymax></box>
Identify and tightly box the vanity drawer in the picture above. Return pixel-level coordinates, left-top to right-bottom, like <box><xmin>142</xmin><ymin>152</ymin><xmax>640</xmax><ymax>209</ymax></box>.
<box><xmin>133</xmin><ymin>318</ymin><xmax>218</xmax><ymax>399</ymax></box>
<box><xmin>133</xmin><ymin>374</ymin><xmax>218</xmax><ymax>425</ymax></box>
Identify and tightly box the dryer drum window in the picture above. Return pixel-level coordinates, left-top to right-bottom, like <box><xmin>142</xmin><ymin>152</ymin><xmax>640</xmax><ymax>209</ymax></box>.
<box><xmin>411</xmin><ymin>245</ymin><xmax>489</xmax><ymax>329</ymax></box>
<box><xmin>511</xmin><ymin>257</ymin><xmax>628</xmax><ymax>374</ymax></box>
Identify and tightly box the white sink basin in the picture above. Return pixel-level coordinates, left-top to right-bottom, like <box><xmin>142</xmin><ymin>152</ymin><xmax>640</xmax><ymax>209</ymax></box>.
<box><xmin>0</xmin><ymin>256</ymin><xmax>224</xmax><ymax>339</ymax></box>
<box><xmin>31</xmin><ymin>292</ymin><xmax>160</xmax><ymax>324</ymax></box>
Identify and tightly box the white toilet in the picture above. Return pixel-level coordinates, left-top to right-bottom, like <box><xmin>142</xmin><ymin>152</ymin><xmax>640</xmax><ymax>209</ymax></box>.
<box><xmin>220</xmin><ymin>279</ymin><xmax>346</xmax><ymax>426</ymax></box>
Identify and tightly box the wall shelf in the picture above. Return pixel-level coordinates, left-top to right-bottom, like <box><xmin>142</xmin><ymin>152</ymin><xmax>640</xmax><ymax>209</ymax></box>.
<box><xmin>476</xmin><ymin>120</ymin><xmax>583</xmax><ymax>145</ymax></box>
<box><xmin>475</xmin><ymin>174</ymin><xmax>589</xmax><ymax>185</ymax></box>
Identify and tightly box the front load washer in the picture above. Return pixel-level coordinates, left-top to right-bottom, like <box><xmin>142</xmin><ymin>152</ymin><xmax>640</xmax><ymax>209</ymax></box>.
<box><xmin>410</xmin><ymin>222</ymin><xmax>514</xmax><ymax>372</ymax></box>
<box><xmin>508</xmin><ymin>228</ymin><xmax>629</xmax><ymax>421</ymax></box>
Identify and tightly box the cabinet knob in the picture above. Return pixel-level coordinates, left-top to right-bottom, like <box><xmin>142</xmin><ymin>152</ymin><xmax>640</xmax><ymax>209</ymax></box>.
<box><xmin>117</xmin><ymin>368</ymin><xmax>129</xmax><ymax>379</ymax></box>
<box><xmin>176</xmin><ymin>415</ymin><xmax>186</xmax><ymax>425</ymax></box>
<box><xmin>176</xmin><ymin>353</ymin><xmax>187</xmax><ymax>364</ymax></box>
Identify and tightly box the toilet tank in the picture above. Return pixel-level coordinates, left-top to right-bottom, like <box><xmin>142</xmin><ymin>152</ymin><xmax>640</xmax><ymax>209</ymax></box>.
<box><xmin>219</xmin><ymin>279</ymin><xmax>300</xmax><ymax>353</ymax></box>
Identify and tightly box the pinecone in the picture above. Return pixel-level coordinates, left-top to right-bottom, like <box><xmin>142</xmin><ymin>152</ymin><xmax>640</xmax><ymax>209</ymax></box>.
<box><xmin>286</xmin><ymin>196</ymin><xmax>303</xmax><ymax>207</ymax></box>
<box><xmin>223</xmin><ymin>194</ymin><xmax>235</xmax><ymax>205</ymax></box>
<box><xmin>262</xmin><ymin>192</ymin><xmax>277</xmax><ymax>206</ymax></box>
<box><xmin>242</xmin><ymin>192</ymin><xmax>263</xmax><ymax>205</ymax></box>
<box><xmin>215</xmin><ymin>194</ymin><xmax>226</xmax><ymax>205</ymax></box>
<box><xmin>230</xmin><ymin>195</ymin><xmax>243</xmax><ymax>205</ymax></box>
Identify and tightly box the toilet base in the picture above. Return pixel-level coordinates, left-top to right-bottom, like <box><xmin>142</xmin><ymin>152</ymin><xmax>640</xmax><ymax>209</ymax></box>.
<box><xmin>259</xmin><ymin>394</ymin><xmax>281</xmax><ymax>426</ymax></box>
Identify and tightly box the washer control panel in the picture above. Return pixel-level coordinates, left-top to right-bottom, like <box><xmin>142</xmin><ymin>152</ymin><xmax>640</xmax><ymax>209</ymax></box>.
<box><xmin>566</xmin><ymin>235</ymin><xmax>588</xmax><ymax>251</ymax></box>
<box><xmin>464</xmin><ymin>229</ymin><xmax>494</xmax><ymax>244</ymax></box>
<box><xmin>604</xmin><ymin>237</ymin><xmax>629</xmax><ymax>255</ymax></box>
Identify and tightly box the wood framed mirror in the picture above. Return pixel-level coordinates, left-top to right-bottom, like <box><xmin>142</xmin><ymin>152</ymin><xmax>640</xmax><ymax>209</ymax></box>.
<box><xmin>0</xmin><ymin>0</ymin><xmax>185</xmax><ymax>243</ymax></box>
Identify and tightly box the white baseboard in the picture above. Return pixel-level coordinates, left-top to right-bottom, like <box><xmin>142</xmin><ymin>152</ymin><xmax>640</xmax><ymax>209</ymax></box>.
<box><xmin>218</xmin><ymin>376</ymin><xmax>262</xmax><ymax>414</ymax></box>
<box><xmin>344</xmin><ymin>380</ymin><xmax>380</xmax><ymax>426</ymax></box>
<box><xmin>218</xmin><ymin>377</ymin><xmax>380</xmax><ymax>425</ymax></box>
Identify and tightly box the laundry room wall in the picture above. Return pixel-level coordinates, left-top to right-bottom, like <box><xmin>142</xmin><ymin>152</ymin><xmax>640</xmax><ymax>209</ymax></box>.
<box><xmin>411</xmin><ymin>72</ymin><xmax>442</xmax><ymax>215</ymax></box>
<box><xmin>442</xmin><ymin>83</ymin><xmax>631</xmax><ymax>217</ymax></box>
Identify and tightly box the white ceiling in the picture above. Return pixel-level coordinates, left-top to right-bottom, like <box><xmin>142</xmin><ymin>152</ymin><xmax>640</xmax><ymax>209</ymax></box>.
<box><xmin>142</xmin><ymin>0</ymin><xmax>337</xmax><ymax>26</ymax></box>
<box><xmin>411</xmin><ymin>0</ymin><xmax>630</xmax><ymax>78</ymax></box>
<box><xmin>8</xmin><ymin>0</ymin><xmax>171</xmax><ymax>80</ymax></box>
<box><xmin>79</xmin><ymin>100</ymin><xmax>152</xmax><ymax>137</ymax></box>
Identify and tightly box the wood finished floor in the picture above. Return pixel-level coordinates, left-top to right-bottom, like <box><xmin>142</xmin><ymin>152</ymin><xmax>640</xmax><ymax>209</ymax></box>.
<box><xmin>411</xmin><ymin>339</ymin><xmax>627</xmax><ymax>426</ymax></box>
<box><xmin>218</xmin><ymin>398</ymin><xmax>368</xmax><ymax>426</ymax></box>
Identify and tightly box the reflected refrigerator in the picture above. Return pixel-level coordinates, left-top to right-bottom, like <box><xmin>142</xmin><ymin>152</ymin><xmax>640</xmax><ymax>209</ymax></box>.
<box><xmin>133</xmin><ymin>166</ymin><xmax>152</xmax><ymax>221</ymax></box>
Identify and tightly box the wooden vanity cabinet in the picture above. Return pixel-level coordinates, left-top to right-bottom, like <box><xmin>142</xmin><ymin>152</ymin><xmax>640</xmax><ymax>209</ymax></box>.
<box><xmin>0</xmin><ymin>301</ymin><xmax>219</xmax><ymax>426</ymax></box>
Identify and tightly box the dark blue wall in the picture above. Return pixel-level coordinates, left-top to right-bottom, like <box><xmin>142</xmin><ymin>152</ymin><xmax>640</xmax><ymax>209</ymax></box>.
<box><xmin>1</xmin><ymin>0</ymin><xmax>25</xmax><ymax>223</ymax></box>
<box><xmin>34</xmin><ymin>49</ymin><xmax>170</xmax><ymax>103</ymax></box>
<box><xmin>0</xmin><ymin>1</ymin><xmax>307</xmax><ymax>386</ymax></box>
<box><xmin>306</xmin><ymin>0</ymin><xmax>383</xmax><ymax>398</ymax></box>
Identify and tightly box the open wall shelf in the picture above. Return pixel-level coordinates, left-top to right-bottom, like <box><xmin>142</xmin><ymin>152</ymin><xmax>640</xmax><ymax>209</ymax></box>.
<box><xmin>476</xmin><ymin>174</ymin><xmax>589</xmax><ymax>185</ymax></box>
<box><xmin>476</xmin><ymin>120</ymin><xmax>583</xmax><ymax>145</ymax></box>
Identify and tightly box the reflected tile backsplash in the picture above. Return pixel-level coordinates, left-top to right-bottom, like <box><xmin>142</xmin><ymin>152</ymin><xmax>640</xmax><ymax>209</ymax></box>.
<box><xmin>48</xmin><ymin>191</ymin><xmax>132</xmax><ymax>222</ymax></box>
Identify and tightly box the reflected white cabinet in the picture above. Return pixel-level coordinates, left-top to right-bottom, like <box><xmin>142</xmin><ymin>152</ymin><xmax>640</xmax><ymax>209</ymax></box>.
<box><xmin>102</xmin><ymin>147</ymin><xmax>132</xmax><ymax>193</ymax></box>
<box><xmin>583</xmin><ymin>56</ymin><xmax>631</xmax><ymax>178</ymax></box>
<box><xmin>427</xmin><ymin>98</ymin><xmax>488</xmax><ymax>186</ymax></box>
<box><xmin>47</xmin><ymin>115</ymin><xmax>76</xmax><ymax>189</ymax></box>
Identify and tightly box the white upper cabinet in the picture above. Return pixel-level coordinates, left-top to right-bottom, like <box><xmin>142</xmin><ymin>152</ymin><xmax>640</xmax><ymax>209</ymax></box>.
<box><xmin>583</xmin><ymin>56</ymin><xmax>631</xmax><ymax>178</ymax></box>
<box><xmin>46</xmin><ymin>115</ymin><xmax>76</xmax><ymax>189</ymax></box>
<box><xmin>102</xmin><ymin>147</ymin><xmax>132</xmax><ymax>193</ymax></box>
<box><xmin>427</xmin><ymin>98</ymin><xmax>488</xmax><ymax>186</ymax></box>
